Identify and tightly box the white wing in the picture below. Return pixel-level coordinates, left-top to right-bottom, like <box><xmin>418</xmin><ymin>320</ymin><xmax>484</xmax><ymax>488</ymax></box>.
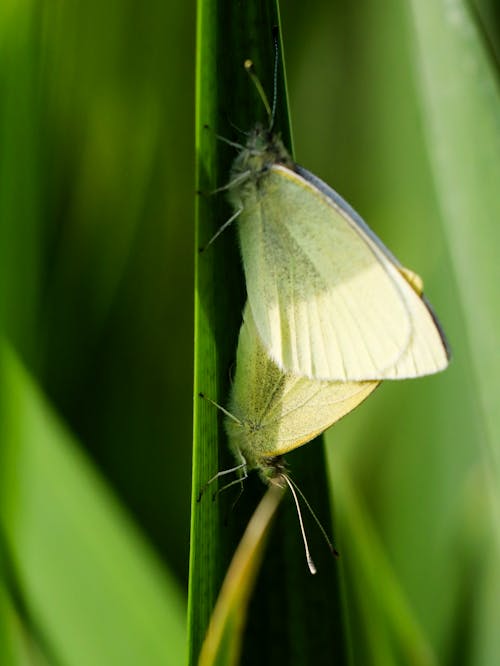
<box><xmin>227</xmin><ymin>305</ymin><xmax>379</xmax><ymax>465</ymax></box>
<box><xmin>237</xmin><ymin>164</ymin><xmax>449</xmax><ymax>381</ymax></box>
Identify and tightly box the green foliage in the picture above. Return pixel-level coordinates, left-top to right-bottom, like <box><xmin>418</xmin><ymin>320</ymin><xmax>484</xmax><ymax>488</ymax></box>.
<box><xmin>0</xmin><ymin>342</ymin><xmax>186</xmax><ymax>665</ymax></box>
<box><xmin>0</xmin><ymin>0</ymin><xmax>498</xmax><ymax>664</ymax></box>
<box><xmin>191</xmin><ymin>2</ymin><xmax>345</xmax><ymax>664</ymax></box>
<box><xmin>295</xmin><ymin>0</ymin><xmax>500</xmax><ymax>664</ymax></box>
<box><xmin>0</xmin><ymin>0</ymin><xmax>191</xmax><ymax>663</ymax></box>
<box><xmin>198</xmin><ymin>486</ymin><xmax>284</xmax><ymax>666</ymax></box>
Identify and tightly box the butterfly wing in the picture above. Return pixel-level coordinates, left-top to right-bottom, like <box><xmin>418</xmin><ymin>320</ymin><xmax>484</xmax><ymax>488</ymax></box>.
<box><xmin>237</xmin><ymin>164</ymin><xmax>449</xmax><ymax>380</ymax></box>
<box><xmin>227</xmin><ymin>306</ymin><xmax>379</xmax><ymax>462</ymax></box>
<box><xmin>260</xmin><ymin>373</ymin><xmax>379</xmax><ymax>457</ymax></box>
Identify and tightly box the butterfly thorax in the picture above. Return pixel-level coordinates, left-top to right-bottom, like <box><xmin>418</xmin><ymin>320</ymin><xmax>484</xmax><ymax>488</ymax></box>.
<box><xmin>230</xmin><ymin>124</ymin><xmax>293</xmax><ymax>187</ymax></box>
<box><xmin>225</xmin><ymin>415</ymin><xmax>264</xmax><ymax>469</ymax></box>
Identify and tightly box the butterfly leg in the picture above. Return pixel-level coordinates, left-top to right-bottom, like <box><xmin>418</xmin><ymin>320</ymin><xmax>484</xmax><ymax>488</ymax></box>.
<box><xmin>197</xmin><ymin>457</ymin><xmax>247</xmax><ymax>502</ymax></box>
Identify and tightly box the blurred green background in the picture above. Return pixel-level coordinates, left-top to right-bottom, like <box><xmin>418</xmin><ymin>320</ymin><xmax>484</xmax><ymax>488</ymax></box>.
<box><xmin>1</xmin><ymin>0</ymin><xmax>499</xmax><ymax>663</ymax></box>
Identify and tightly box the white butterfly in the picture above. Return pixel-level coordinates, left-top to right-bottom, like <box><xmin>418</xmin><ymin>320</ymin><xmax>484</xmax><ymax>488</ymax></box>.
<box><xmin>227</xmin><ymin>124</ymin><xmax>450</xmax><ymax>381</ymax></box>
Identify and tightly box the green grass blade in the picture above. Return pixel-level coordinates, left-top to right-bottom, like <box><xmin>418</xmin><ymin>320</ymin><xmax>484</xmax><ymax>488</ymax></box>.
<box><xmin>405</xmin><ymin>3</ymin><xmax>500</xmax><ymax>663</ymax></box>
<box><xmin>198</xmin><ymin>486</ymin><xmax>284</xmax><ymax>666</ymax></box>
<box><xmin>407</xmin><ymin>0</ymin><xmax>500</xmax><ymax>501</ymax></box>
<box><xmin>0</xmin><ymin>0</ymin><xmax>41</xmax><ymax>359</ymax></box>
<box><xmin>190</xmin><ymin>1</ymin><xmax>347</xmax><ymax>664</ymax></box>
<box><xmin>0</xmin><ymin>585</ymin><xmax>51</xmax><ymax>666</ymax></box>
<box><xmin>0</xmin><ymin>341</ymin><xmax>186</xmax><ymax>666</ymax></box>
<box><xmin>332</xmin><ymin>460</ymin><xmax>438</xmax><ymax>666</ymax></box>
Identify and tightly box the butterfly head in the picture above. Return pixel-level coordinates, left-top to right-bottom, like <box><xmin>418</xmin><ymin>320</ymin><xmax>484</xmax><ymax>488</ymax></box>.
<box><xmin>257</xmin><ymin>455</ymin><xmax>289</xmax><ymax>487</ymax></box>
<box><xmin>231</xmin><ymin>124</ymin><xmax>293</xmax><ymax>183</ymax></box>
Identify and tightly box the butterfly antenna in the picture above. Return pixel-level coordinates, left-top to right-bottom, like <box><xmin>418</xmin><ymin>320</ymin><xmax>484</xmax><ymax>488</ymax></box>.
<box><xmin>223</xmin><ymin>113</ymin><xmax>251</xmax><ymax>137</ymax></box>
<box><xmin>288</xmin><ymin>475</ymin><xmax>339</xmax><ymax>558</ymax></box>
<box><xmin>270</xmin><ymin>25</ymin><xmax>280</xmax><ymax>130</ymax></box>
<box><xmin>244</xmin><ymin>60</ymin><xmax>272</xmax><ymax>127</ymax></box>
<box><xmin>282</xmin><ymin>474</ymin><xmax>317</xmax><ymax>575</ymax></box>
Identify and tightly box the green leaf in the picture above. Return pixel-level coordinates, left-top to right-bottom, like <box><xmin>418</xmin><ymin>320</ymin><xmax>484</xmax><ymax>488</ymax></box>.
<box><xmin>332</xmin><ymin>459</ymin><xmax>438</xmax><ymax>666</ymax></box>
<box><xmin>407</xmin><ymin>0</ymin><xmax>500</xmax><ymax>500</ymax></box>
<box><xmin>405</xmin><ymin>2</ymin><xmax>500</xmax><ymax>663</ymax></box>
<box><xmin>198</xmin><ymin>486</ymin><xmax>284</xmax><ymax>666</ymax></box>
<box><xmin>190</xmin><ymin>1</ymin><xmax>346</xmax><ymax>664</ymax></box>
<box><xmin>0</xmin><ymin>341</ymin><xmax>186</xmax><ymax>666</ymax></box>
<box><xmin>0</xmin><ymin>584</ymin><xmax>51</xmax><ymax>666</ymax></box>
